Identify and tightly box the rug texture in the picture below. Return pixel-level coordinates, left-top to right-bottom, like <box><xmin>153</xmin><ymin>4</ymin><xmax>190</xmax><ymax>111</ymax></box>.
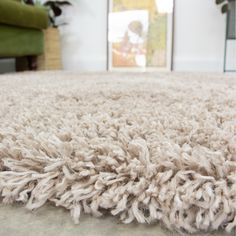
<box><xmin>0</xmin><ymin>72</ymin><xmax>236</xmax><ymax>233</ymax></box>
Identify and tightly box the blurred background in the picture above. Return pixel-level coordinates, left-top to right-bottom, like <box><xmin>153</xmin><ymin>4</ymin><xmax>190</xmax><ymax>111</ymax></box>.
<box><xmin>0</xmin><ymin>0</ymin><xmax>235</xmax><ymax>73</ymax></box>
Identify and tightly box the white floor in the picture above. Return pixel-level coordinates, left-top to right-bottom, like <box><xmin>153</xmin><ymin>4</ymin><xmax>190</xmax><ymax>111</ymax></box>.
<box><xmin>0</xmin><ymin>204</ymin><xmax>235</xmax><ymax>236</ymax></box>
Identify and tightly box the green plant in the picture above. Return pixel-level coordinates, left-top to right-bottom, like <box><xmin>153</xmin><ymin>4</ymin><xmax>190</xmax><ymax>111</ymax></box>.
<box><xmin>215</xmin><ymin>0</ymin><xmax>233</xmax><ymax>13</ymax></box>
<box><xmin>28</xmin><ymin>0</ymin><xmax>73</xmax><ymax>27</ymax></box>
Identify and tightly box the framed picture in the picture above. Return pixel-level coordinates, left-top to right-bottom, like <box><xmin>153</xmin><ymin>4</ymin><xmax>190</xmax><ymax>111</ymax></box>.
<box><xmin>108</xmin><ymin>0</ymin><xmax>174</xmax><ymax>71</ymax></box>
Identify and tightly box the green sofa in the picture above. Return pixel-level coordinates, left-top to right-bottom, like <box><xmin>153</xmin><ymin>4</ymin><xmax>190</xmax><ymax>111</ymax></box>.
<box><xmin>0</xmin><ymin>0</ymin><xmax>49</xmax><ymax>70</ymax></box>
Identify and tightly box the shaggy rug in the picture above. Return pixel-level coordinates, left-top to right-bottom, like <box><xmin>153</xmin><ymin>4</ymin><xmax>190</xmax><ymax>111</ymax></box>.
<box><xmin>0</xmin><ymin>72</ymin><xmax>236</xmax><ymax>234</ymax></box>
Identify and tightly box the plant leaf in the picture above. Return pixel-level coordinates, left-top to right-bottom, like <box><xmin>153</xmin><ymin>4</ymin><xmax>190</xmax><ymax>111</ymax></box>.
<box><xmin>216</xmin><ymin>0</ymin><xmax>226</xmax><ymax>5</ymax></box>
<box><xmin>221</xmin><ymin>3</ymin><xmax>229</xmax><ymax>13</ymax></box>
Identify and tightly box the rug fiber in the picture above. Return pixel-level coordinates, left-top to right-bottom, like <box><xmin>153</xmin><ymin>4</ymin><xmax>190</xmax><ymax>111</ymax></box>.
<box><xmin>0</xmin><ymin>72</ymin><xmax>236</xmax><ymax>233</ymax></box>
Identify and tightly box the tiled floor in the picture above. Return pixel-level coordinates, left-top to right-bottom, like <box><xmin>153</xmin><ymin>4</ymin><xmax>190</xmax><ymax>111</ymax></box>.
<box><xmin>0</xmin><ymin>204</ymin><xmax>235</xmax><ymax>236</ymax></box>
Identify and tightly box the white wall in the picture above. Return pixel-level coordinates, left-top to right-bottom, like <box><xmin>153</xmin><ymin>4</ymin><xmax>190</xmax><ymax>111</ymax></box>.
<box><xmin>59</xmin><ymin>0</ymin><xmax>227</xmax><ymax>72</ymax></box>
<box><xmin>173</xmin><ymin>0</ymin><xmax>226</xmax><ymax>72</ymax></box>
<box><xmin>59</xmin><ymin>0</ymin><xmax>108</xmax><ymax>71</ymax></box>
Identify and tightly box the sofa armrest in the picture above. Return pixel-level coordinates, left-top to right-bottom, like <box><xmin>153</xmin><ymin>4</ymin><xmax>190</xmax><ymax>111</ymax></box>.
<box><xmin>0</xmin><ymin>0</ymin><xmax>49</xmax><ymax>30</ymax></box>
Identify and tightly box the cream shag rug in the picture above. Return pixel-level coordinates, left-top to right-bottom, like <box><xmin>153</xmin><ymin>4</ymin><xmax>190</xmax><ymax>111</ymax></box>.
<box><xmin>0</xmin><ymin>72</ymin><xmax>236</xmax><ymax>234</ymax></box>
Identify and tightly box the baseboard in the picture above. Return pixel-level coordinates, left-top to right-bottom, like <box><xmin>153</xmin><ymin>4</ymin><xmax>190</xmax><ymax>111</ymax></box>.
<box><xmin>173</xmin><ymin>59</ymin><xmax>224</xmax><ymax>72</ymax></box>
<box><xmin>0</xmin><ymin>59</ymin><xmax>15</xmax><ymax>74</ymax></box>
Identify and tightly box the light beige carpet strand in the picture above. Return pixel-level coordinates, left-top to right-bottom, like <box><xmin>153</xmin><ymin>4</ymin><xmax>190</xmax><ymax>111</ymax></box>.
<box><xmin>0</xmin><ymin>72</ymin><xmax>236</xmax><ymax>234</ymax></box>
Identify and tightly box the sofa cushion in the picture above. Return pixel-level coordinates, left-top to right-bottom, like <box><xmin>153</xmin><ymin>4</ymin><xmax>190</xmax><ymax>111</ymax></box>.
<box><xmin>0</xmin><ymin>25</ymin><xmax>44</xmax><ymax>57</ymax></box>
<box><xmin>0</xmin><ymin>0</ymin><xmax>48</xmax><ymax>30</ymax></box>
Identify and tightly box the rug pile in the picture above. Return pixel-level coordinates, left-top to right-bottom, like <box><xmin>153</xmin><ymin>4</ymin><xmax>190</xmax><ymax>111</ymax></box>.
<box><xmin>0</xmin><ymin>72</ymin><xmax>236</xmax><ymax>233</ymax></box>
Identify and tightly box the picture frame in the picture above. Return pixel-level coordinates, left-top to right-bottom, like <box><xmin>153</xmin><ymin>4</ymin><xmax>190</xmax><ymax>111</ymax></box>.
<box><xmin>107</xmin><ymin>0</ymin><xmax>174</xmax><ymax>71</ymax></box>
